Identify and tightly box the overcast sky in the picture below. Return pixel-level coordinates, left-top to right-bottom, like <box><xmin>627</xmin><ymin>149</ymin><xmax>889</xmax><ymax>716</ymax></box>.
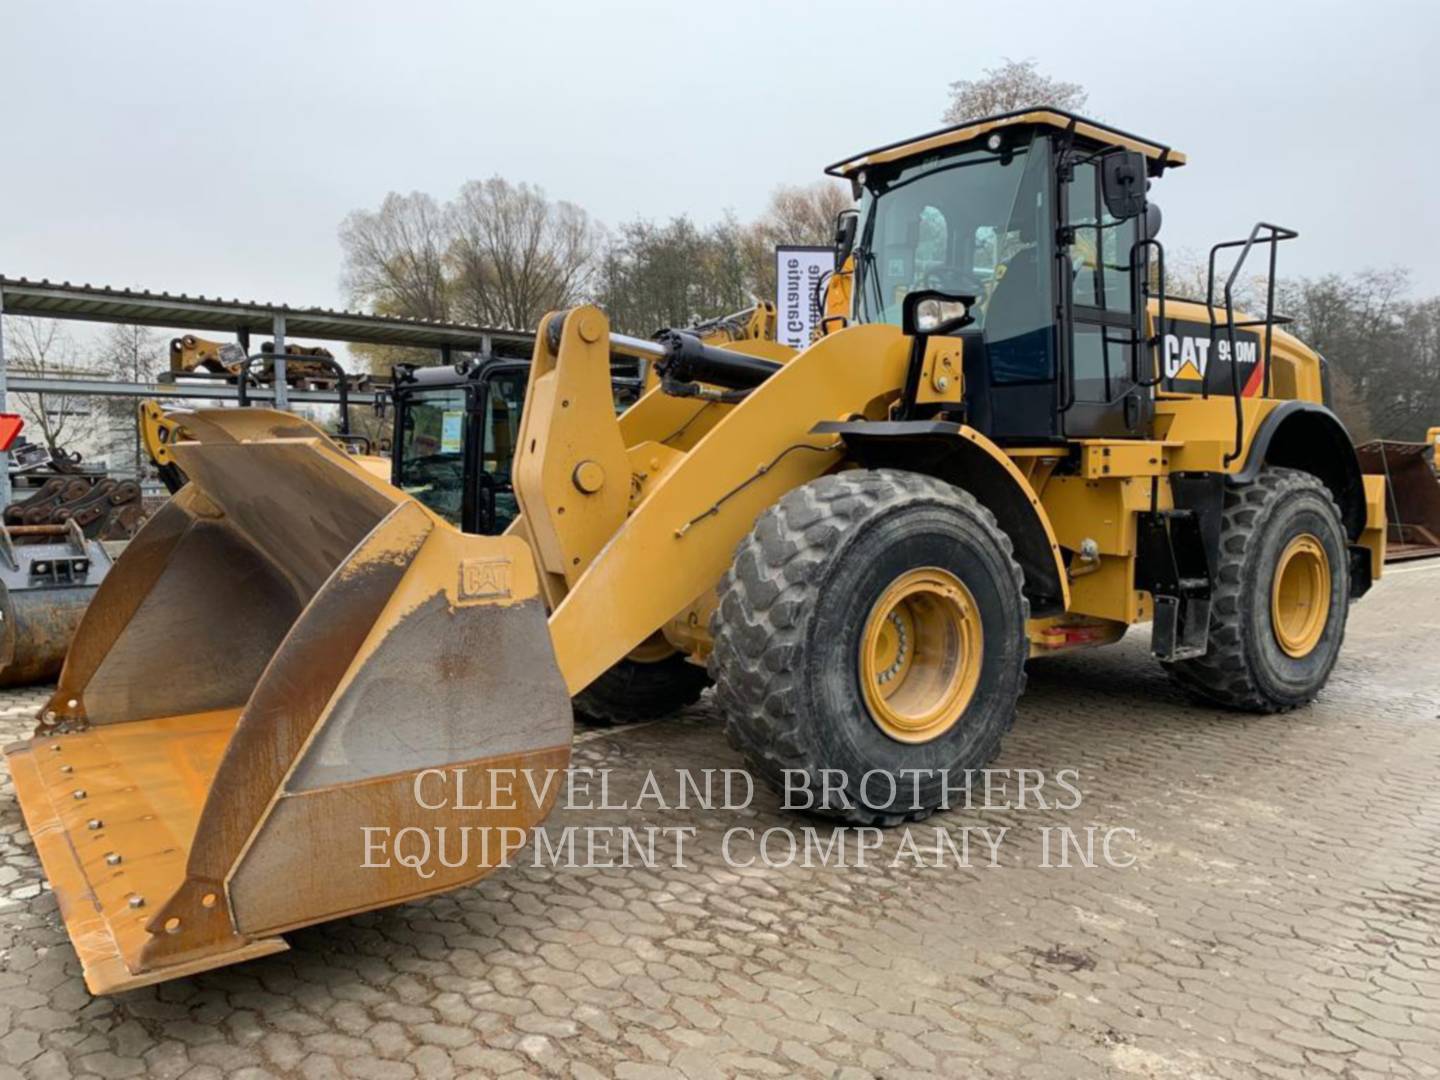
<box><xmin>3</xmin><ymin>0</ymin><xmax>1437</xmax><ymax>331</ymax></box>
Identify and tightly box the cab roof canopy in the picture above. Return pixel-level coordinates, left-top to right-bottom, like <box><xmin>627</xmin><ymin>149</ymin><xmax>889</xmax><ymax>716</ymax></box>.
<box><xmin>826</xmin><ymin>107</ymin><xmax>1186</xmax><ymax>180</ymax></box>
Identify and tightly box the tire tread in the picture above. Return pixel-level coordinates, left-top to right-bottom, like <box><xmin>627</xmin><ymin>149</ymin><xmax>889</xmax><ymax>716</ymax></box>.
<box><xmin>1163</xmin><ymin>467</ymin><xmax>1345</xmax><ymax>713</ymax></box>
<box><xmin>710</xmin><ymin>469</ymin><xmax>1028</xmax><ymax>825</ymax></box>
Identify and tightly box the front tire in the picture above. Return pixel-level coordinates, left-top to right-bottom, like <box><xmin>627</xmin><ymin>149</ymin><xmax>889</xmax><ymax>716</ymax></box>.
<box><xmin>1164</xmin><ymin>467</ymin><xmax>1349</xmax><ymax>712</ymax></box>
<box><xmin>573</xmin><ymin>652</ymin><xmax>710</xmax><ymax>726</ymax></box>
<box><xmin>711</xmin><ymin>470</ymin><xmax>1029</xmax><ymax>825</ymax></box>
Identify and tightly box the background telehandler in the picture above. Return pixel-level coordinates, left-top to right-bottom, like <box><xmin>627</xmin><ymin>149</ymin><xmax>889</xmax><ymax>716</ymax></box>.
<box><xmin>6</xmin><ymin>109</ymin><xmax>1385</xmax><ymax>993</ymax></box>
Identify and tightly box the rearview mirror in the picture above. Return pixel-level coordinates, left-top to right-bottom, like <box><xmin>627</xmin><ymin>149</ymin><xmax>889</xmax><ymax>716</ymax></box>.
<box><xmin>1101</xmin><ymin>150</ymin><xmax>1148</xmax><ymax>221</ymax></box>
<box><xmin>834</xmin><ymin>209</ymin><xmax>859</xmax><ymax>266</ymax></box>
<box><xmin>902</xmin><ymin>290</ymin><xmax>975</xmax><ymax>338</ymax></box>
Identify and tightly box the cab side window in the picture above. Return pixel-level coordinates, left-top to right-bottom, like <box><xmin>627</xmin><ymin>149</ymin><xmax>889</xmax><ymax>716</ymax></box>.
<box><xmin>1069</xmin><ymin>163</ymin><xmax>1138</xmax><ymax>314</ymax></box>
<box><xmin>1068</xmin><ymin>161</ymin><xmax>1139</xmax><ymax>404</ymax></box>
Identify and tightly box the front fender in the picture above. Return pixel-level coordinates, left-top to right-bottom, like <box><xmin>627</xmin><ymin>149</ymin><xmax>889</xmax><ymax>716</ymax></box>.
<box><xmin>810</xmin><ymin>419</ymin><xmax>1070</xmax><ymax>617</ymax></box>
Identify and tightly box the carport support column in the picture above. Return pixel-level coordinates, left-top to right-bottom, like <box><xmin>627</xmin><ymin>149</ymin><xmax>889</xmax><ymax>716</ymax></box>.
<box><xmin>0</xmin><ymin>286</ymin><xmax>10</xmax><ymax>508</ymax></box>
<box><xmin>271</xmin><ymin>314</ymin><xmax>288</xmax><ymax>411</ymax></box>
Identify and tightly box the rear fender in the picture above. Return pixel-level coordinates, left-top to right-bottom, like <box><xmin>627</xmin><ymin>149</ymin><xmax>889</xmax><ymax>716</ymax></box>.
<box><xmin>1236</xmin><ymin>401</ymin><xmax>1366</xmax><ymax>540</ymax></box>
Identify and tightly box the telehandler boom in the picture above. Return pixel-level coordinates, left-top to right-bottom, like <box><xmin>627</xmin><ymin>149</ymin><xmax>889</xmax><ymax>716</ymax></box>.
<box><xmin>6</xmin><ymin>109</ymin><xmax>1385</xmax><ymax>993</ymax></box>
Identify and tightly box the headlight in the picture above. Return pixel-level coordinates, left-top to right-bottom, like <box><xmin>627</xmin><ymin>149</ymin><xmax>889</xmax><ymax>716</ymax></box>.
<box><xmin>915</xmin><ymin>298</ymin><xmax>969</xmax><ymax>334</ymax></box>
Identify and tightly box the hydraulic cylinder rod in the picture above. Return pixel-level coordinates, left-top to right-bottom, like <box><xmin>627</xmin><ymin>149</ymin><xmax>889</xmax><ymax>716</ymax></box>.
<box><xmin>650</xmin><ymin>329</ymin><xmax>781</xmax><ymax>390</ymax></box>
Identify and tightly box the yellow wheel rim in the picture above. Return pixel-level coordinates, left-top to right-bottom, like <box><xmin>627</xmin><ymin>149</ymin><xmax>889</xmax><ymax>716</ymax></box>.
<box><xmin>859</xmin><ymin>567</ymin><xmax>983</xmax><ymax>744</ymax></box>
<box><xmin>1271</xmin><ymin>534</ymin><xmax>1330</xmax><ymax>658</ymax></box>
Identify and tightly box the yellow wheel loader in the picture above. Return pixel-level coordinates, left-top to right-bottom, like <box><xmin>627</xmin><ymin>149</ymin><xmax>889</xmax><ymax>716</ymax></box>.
<box><xmin>6</xmin><ymin>109</ymin><xmax>1386</xmax><ymax>994</ymax></box>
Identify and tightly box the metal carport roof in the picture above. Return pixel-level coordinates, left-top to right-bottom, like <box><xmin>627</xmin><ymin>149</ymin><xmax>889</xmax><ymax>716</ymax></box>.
<box><xmin>0</xmin><ymin>276</ymin><xmax>534</xmax><ymax>353</ymax></box>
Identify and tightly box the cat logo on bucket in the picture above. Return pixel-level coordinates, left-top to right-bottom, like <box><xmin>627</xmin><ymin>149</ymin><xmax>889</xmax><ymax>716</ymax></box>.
<box><xmin>1159</xmin><ymin>320</ymin><xmax>1262</xmax><ymax>394</ymax></box>
<box><xmin>459</xmin><ymin>557</ymin><xmax>512</xmax><ymax>601</ymax></box>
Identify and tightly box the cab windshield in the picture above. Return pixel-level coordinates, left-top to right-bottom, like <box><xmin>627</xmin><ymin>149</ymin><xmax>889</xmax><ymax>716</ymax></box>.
<box><xmin>396</xmin><ymin>387</ymin><xmax>469</xmax><ymax>524</ymax></box>
<box><xmin>854</xmin><ymin>133</ymin><xmax>1054</xmax><ymax>383</ymax></box>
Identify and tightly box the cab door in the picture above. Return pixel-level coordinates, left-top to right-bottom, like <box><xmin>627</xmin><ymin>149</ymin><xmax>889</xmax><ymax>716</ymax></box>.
<box><xmin>474</xmin><ymin>364</ymin><xmax>528</xmax><ymax>534</ymax></box>
<box><xmin>1060</xmin><ymin>158</ymin><xmax>1151</xmax><ymax>439</ymax></box>
<box><xmin>392</xmin><ymin>384</ymin><xmax>473</xmax><ymax>528</ymax></box>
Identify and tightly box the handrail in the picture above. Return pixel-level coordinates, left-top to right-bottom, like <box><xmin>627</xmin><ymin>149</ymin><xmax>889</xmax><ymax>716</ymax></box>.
<box><xmin>1205</xmin><ymin>223</ymin><xmax>1298</xmax><ymax>464</ymax></box>
<box><xmin>1130</xmin><ymin>237</ymin><xmax>1166</xmax><ymax>388</ymax></box>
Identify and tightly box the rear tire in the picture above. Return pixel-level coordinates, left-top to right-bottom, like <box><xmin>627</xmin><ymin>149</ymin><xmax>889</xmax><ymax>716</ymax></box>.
<box><xmin>573</xmin><ymin>653</ymin><xmax>710</xmax><ymax>726</ymax></box>
<box><xmin>711</xmin><ymin>469</ymin><xmax>1029</xmax><ymax>825</ymax></box>
<box><xmin>1164</xmin><ymin>467</ymin><xmax>1348</xmax><ymax>712</ymax></box>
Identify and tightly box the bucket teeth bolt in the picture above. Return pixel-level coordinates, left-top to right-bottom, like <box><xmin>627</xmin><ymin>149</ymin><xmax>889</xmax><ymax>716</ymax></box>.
<box><xmin>72</xmin><ymin>790</ymin><xmax>86</xmax><ymax>800</ymax></box>
<box><xmin>128</xmin><ymin>896</ymin><xmax>144</xmax><ymax>909</ymax></box>
<box><xmin>106</xmin><ymin>853</ymin><xmax>122</xmax><ymax>866</ymax></box>
<box><xmin>86</xmin><ymin>819</ymin><xmax>103</xmax><ymax>830</ymax></box>
<box><xmin>59</xmin><ymin>764</ymin><xmax>73</xmax><ymax>773</ymax></box>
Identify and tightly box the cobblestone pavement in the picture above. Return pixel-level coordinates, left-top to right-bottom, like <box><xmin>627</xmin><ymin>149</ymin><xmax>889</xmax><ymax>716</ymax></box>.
<box><xmin>2</xmin><ymin>564</ymin><xmax>1438</xmax><ymax>1079</ymax></box>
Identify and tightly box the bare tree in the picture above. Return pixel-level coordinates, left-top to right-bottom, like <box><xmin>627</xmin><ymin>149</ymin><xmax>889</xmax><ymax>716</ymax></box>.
<box><xmin>98</xmin><ymin>323</ymin><xmax>164</xmax><ymax>478</ymax></box>
<box><xmin>448</xmin><ymin>178</ymin><xmax>602</xmax><ymax>330</ymax></box>
<box><xmin>339</xmin><ymin>180</ymin><xmax>601</xmax><ymax>374</ymax></box>
<box><xmin>943</xmin><ymin>58</ymin><xmax>1087</xmax><ymax>124</ymax></box>
<box><xmin>1326</xmin><ymin>366</ymin><xmax>1375</xmax><ymax>443</ymax></box>
<box><xmin>339</xmin><ymin>191</ymin><xmax>452</xmax><ymax>322</ymax></box>
<box><xmin>746</xmin><ymin>181</ymin><xmax>854</xmax><ymax>300</ymax></box>
<box><xmin>1161</xmin><ymin>247</ymin><xmax>1268</xmax><ymax>308</ymax></box>
<box><xmin>1276</xmin><ymin>268</ymin><xmax>1434</xmax><ymax>439</ymax></box>
<box><xmin>755</xmin><ymin>182</ymin><xmax>853</xmax><ymax>247</ymax></box>
<box><xmin>4</xmin><ymin>316</ymin><xmax>89</xmax><ymax>458</ymax></box>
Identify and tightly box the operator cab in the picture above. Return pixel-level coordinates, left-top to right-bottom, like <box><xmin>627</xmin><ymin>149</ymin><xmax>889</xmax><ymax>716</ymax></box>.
<box><xmin>391</xmin><ymin>359</ymin><xmax>528</xmax><ymax>534</ymax></box>
<box><xmin>829</xmin><ymin>108</ymin><xmax>1183</xmax><ymax>443</ymax></box>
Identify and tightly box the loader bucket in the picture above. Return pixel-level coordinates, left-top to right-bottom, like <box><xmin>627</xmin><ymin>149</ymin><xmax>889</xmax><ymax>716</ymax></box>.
<box><xmin>1356</xmin><ymin>439</ymin><xmax>1440</xmax><ymax>561</ymax></box>
<box><xmin>0</xmin><ymin>524</ymin><xmax>114</xmax><ymax>687</ymax></box>
<box><xmin>3</xmin><ymin>409</ymin><xmax>572</xmax><ymax>994</ymax></box>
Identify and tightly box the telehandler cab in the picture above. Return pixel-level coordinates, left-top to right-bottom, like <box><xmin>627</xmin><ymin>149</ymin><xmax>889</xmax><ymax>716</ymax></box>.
<box><xmin>6</xmin><ymin>109</ymin><xmax>1385</xmax><ymax>993</ymax></box>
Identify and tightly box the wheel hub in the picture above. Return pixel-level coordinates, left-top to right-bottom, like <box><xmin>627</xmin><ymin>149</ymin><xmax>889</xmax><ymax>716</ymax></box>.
<box><xmin>1271</xmin><ymin>533</ymin><xmax>1330</xmax><ymax>659</ymax></box>
<box><xmin>860</xmin><ymin>567</ymin><xmax>983</xmax><ymax>744</ymax></box>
